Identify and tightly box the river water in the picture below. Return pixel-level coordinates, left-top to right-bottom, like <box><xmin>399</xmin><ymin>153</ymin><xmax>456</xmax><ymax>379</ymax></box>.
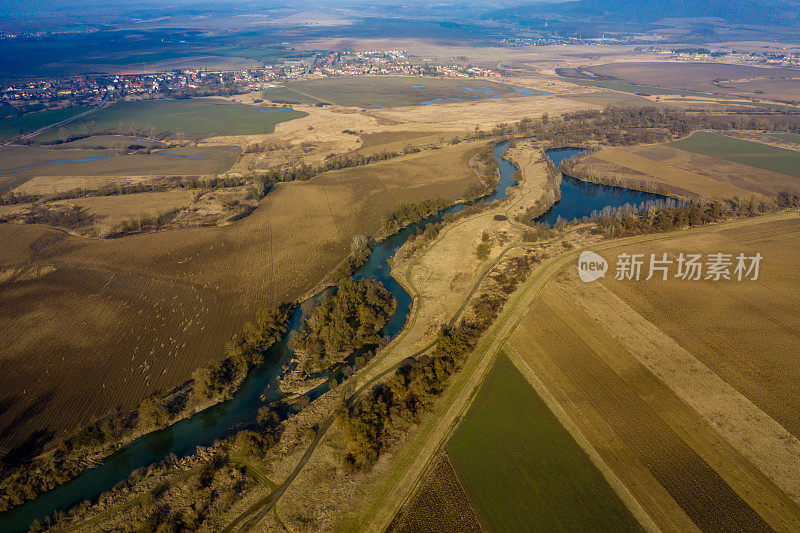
<box><xmin>0</xmin><ymin>141</ymin><xmax>668</xmax><ymax>531</ymax></box>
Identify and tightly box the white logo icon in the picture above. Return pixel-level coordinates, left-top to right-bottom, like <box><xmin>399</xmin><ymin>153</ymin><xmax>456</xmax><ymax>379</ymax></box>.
<box><xmin>578</xmin><ymin>251</ymin><xmax>608</xmax><ymax>282</ymax></box>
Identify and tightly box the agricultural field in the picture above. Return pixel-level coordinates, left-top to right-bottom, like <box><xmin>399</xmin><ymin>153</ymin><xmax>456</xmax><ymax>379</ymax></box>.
<box><xmin>446</xmin><ymin>352</ymin><xmax>643</xmax><ymax>532</ymax></box>
<box><xmin>571</xmin><ymin>137</ymin><xmax>800</xmax><ymax>199</ymax></box>
<box><xmin>0</xmin><ymin>144</ymin><xmax>241</xmax><ymax>191</ymax></box>
<box><xmin>359</xmin><ymin>131</ymin><xmax>443</xmax><ymax>148</ymax></box>
<box><xmin>35</xmin><ymin>99</ymin><xmax>306</xmax><ymax>142</ymax></box>
<box><xmin>262</xmin><ymin>77</ymin><xmax>543</xmax><ymax>108</ymax></box>
<box><xmin>586</xmin><ymin>62</ymin><xmax>800</xmax><ymax>101</ymax></box>
<box><xmin>354</xmin><ymin>130</ymin><xmax>446</xmax><ymax>156</ymax></box>
<box><xmin>388</xmin><ymin>455</ymin><xmax>482</xmax><ymax>533</ymax></box>
<box><xmin>371</xmin><ymin>92</ymin><xmax>593</xmax><ymax>130</ymax></box>
<box><xmin>69</xmin><ymin>190</ymin><xmax>196</xmax><ymax>234</ymax></box>
<box><xmin>0</xmin><ymin>141</ymin><xmax>486</xmax><ymax>459</ymax></box>
<box><xmin>556</xmin><ymin>76</ymin><xmax>691</xmax><ymax>96</ymax></box>
<box><xmin>508</xmin><ymin>213</ymin><xmax>800</xmax><ymax>532</ymax></box>
<box><xmin>669</xmin><ymin>131</ymin><xmax>800</xmax><ymax>177</ymax></box>
<box><xmin>0</xmin><ymin>106</ymin><xmax>92</xmax><ymax>140</ymax></box>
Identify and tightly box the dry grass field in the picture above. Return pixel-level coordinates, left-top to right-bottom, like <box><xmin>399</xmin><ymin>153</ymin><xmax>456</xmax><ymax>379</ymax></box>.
<box><xmin>371</xmin><ymin>93</ymin><xmax>597</xmax><ymax>130</ymax></box>
<box><xmin>355</xmin><ymin>131</ymin><xmax>447</xmax><ymax>156</ymax></box>
<box><xmin>0</xmin><ymin>141</ymin><xmax>486</xmax><ymax>458</ymax></box>
<box><xmin>69</xmin><ymin>190</ymin><xmax>195</xmax><ymax>233</ymax></box>
<box><xmin>564</xmin><ymin>90</ymin><xmax>669</xmax><ymax>108</ymax></box>
<box><xmin>508</xmin><ymin>214</ymin><xmax>800</xmax><ymax>532</ymax></box>
<box><xmin>574</xmin><ymin>142</ymin><xmax>800</xmax><ymax>199</ymax></box>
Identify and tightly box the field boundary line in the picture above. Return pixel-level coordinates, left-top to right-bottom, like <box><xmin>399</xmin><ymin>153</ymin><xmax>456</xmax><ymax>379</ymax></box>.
<box><xmin>544</xmin><ymin>280</ymin><xmax>800</xmax><ymax>530</ymax></box>
<box><xmin>351</xmin><ymin>209</ymin><xmax>800</xmax><ymax>532</ymax></box>
<box><xmin>504</xmin><ymin>344</ymin><xmax>662</xmax><ymax>533</ymax></box>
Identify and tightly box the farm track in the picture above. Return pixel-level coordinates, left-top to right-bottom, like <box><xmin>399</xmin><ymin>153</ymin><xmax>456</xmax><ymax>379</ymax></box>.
<box><xmin>226</xmin><ymin>209</ymin><xmax>798</xmax><ymax>531</ymax></box>
<box><xmin>0</xmin><ymin>96</ymin><xmax>110</xmax><ymax>150</ymax></box>
<box><xmin>349</xmin><ymin>210</ymin><xmax>800</xmax><ymax>532</ymax></box>
<box><xmin>510</xmin><ymin>299</ymin><xmax>778</xmax><ymax>531</ymax></box>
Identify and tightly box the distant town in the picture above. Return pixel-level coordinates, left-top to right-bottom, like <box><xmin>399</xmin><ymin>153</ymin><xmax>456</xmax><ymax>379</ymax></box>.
<box><xmin>1</xmin><ymin>49</ymin><xmax>500</xmax><ymax>113</ymax></box>
<box><xmin>2</xmin><ymin>44</ymin><xmax>799</xmax><ymax>116</ymax></box>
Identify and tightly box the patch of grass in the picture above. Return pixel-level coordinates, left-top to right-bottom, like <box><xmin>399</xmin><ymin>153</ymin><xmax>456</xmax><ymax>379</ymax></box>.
<box><xmin>0</xmin><ymin>106</ymin><xmax>92</xmax><ymax>139</ymax></box>
<box><xmin>447</xmin><ymin>352</ymin><xmax>643</xmax><ymax>532</ymax></box>
<box><xmin>669</xmin><ymin>131</ymin><xmax>800</xmax><ymax>178</ymax></box>
<box><xmin>37</xmin><ymin>99</ymin><xmax>306</xmax><ymax>141</ymax></box>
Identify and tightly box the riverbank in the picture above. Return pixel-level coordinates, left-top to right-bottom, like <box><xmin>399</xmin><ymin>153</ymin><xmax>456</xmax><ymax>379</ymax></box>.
<box><xmin>256</xmin><ymin>142</ymin><xmax>576</xmax><ymax>531</ymax></box>
<box><xmin>2</xmin><ymin>136</ymin><xmax>680</xmax><ymax>531</ymax></box>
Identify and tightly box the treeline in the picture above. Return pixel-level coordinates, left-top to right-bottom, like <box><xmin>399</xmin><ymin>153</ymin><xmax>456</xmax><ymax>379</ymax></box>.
<box><xmin>0</xmin><ymin>176</ymin><xmax>248</xmax><ymax>206</ymax></box>
<box><xmin>329</xmin><ymin>235</ymin><xmax>373</xmax><ymax>282</ymax></box>
<box><xmin>0</xmin><ymin>305</ymin><xmax>290</xmax><ymax>514</ymax></box>
<box><xmin>104</xmin><ymin>208</ymin><xmax>183</xmax><ymax>238</ymax></box>
<box><xmin>340</xmin><ymin>320</ymin><xmax>482</xmax><ymax>469</ymax></box>
<box><xmin>291</xmin><ymin>278</ymin><xmax>396</xmax><ymax>374</ymax></box>
<box><xmin>592</xmin><ymin>195</ymin><xmax>795</xmax><ymax>238</ymax></box>
<box><xmin>193</xmin><ymin>306</ymin><xmax>291</xmax><ymax>401</ymax></box>
<box><xmin>558</xmin><ymin>158</ymin><xmax>675</xmax><ymax>198</ymax></box>
<box><xmin>488</xmin><ymin>107</ymin><xmax>800</xmax><ymax>148</ymax></box>
<box><xmin>35</xmin><ymin>405</ymin><xmax>283</xmax><ymax>532</ymax></box>
<box><xmin>381</xmin><ymin>197</ymin><xmax>450</xmax><ymax>235</ymax></box>
<box><xmin>0</xmin><ymin>204</ymin><xmax>93</xmax><ymax>229</ymax></box>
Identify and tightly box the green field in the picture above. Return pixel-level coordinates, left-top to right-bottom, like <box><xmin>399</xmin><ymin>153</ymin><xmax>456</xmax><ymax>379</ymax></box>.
<box><xmin>37</xmin><ymin>99</ymin><xmax>306</xmax><ymax>141</ymax></box>
<box><xmin>670</xmin><ymin>131</ymin><xmax>800</xmax><ymax>178</ymax></box>
<box><xmin>263</xmin><ymin>77</ymin><xmax>543</xmax><ymax>108</ymax></box>
<box><xmin>0</xmin><ymin>106</ymin><xmax>92</xmax><ymax>139</ymax></box>
<box><xmin>446</xmin><ymin>352</ymin><xmax>642</xmax><ymax>532</ymax></box>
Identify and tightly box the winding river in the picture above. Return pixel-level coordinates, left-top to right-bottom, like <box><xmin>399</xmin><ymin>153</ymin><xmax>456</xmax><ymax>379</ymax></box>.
<box><xmin>0</xmin><ymin>141</ymin><xmax>669</xmax><ymax>531</ymax></box>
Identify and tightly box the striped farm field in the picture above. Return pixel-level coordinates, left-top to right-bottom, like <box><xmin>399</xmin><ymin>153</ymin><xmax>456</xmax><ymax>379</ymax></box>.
<box><xmin>0</xmin><ymin>141</ymin><xmax>487</xmax><ymax>458</ymax></box>
<box><xmin>508</xmin><ymin>213</ymin><xmax>800</xmax><ymax>532</ymax></box>
<box><xmin>446</xmin><ymin>352</ymin><xmax>643</xmax><ymax>532</ymax></box>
